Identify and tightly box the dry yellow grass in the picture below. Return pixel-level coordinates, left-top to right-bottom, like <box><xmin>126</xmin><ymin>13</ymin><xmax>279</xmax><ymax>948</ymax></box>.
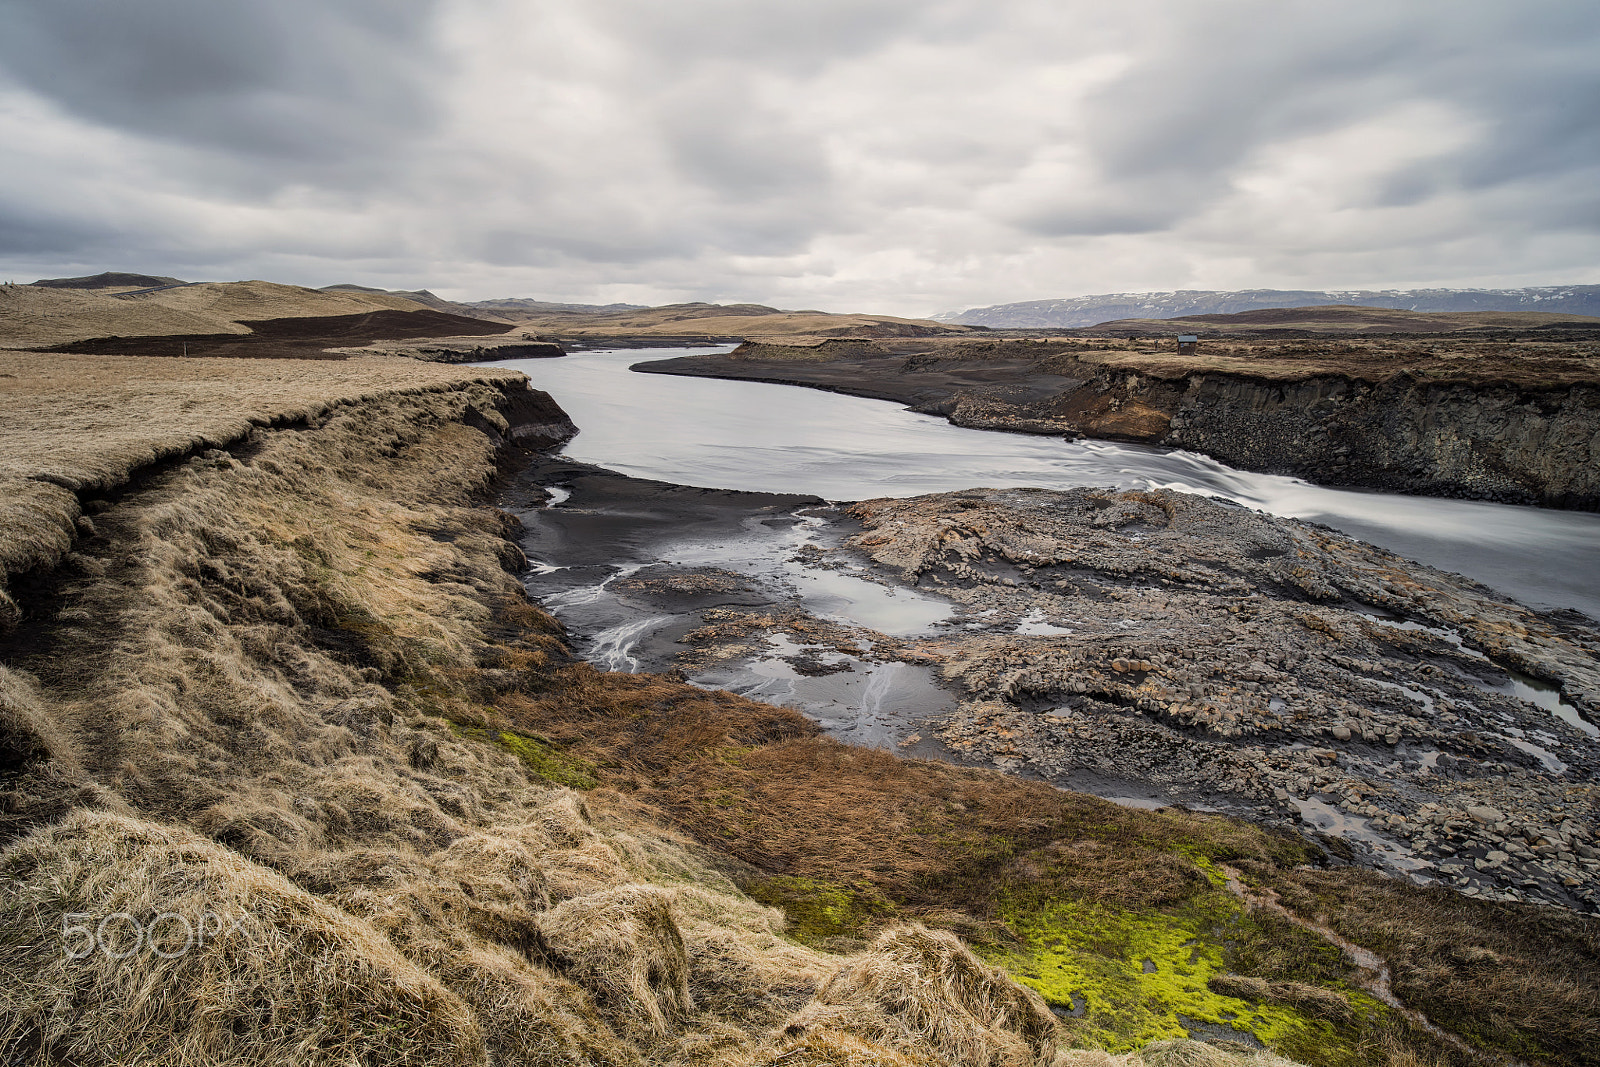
<box><xmin>0</xmin><ymin>280</ymin><xmax>430</xmax><ymax>348</ymax></box>
<box><xmin>0</xmin><ymin>351</ymin><xmax>1074</xmax><ymax>1066</ymax></box>
<box><xmin>1095</xmin><ymin>305</ymin><xmax>1600</xmax><ymax>334</ymax></box>
<box><xmin>731</xmin><ymin>333</ymin><xmax>1600</xmax><ymax>388</ymax></box>
<box><xmin>1054</xmin><ymin>1042</ymin><xmax>1305</xmax><ymax>1067</ymax></box>
<box><xmin>0</xmin><ymin>349</ymin><xmax>524</xmax><ymax>629</ymax></box>
<box><xmin>0</xmin><ymin>809</ymin><xmax>483</xmax><ymax>1066</ymax></box>
<box><xmin>782</xmin><ymin>925</ymin><xmax>1059</xmax><ymax>1067</ymax></box>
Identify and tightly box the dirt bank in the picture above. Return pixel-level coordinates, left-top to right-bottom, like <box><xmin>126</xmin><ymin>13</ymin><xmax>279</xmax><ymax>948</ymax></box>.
<box><xmin>637</xmin><ymin>337</ymin><xmax>1600</xmax><ymax>509</ymax></box>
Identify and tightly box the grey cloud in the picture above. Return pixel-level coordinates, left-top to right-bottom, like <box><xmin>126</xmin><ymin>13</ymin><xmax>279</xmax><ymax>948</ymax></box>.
<box><xmin>0</xmin><ymin>205</ymin><xmax>101</xmax><ymax>256</ymax></box>
<box><xmin>1010</xmin><ymin>195</ymin><xmax>1178</xmax><ymax>238</ymax></box>
<box><xmin>645</xmin><ymin>72</ymin><xmax>838</xmax><ymax>250</ymax></box>
<box><xmin>1000</xmin><ymin>9</ymin><xmax>1426</xmax><ymax>236</ymax></box>
<box><xmin>583</xmin><ymin>0</ymin><xmax>931</xmax><ymax>74</ymax></box>
<box><xmin>1</xmin><ymin>0</ymin><xmax>1597</xmax><ymax>312</ymax></box>
<box><xmin>0</xmin><ymin>0</ymin><xmax>444</xmax><ymax>164</ymax></box>
<box><xmin>998</xmin><ymin>2</ymin><xmax>1600</xmax><ymax>239</ymax></box>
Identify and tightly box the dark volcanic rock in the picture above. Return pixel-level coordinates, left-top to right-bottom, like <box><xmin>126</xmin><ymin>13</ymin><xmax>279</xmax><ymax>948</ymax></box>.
<box><xmin>31</xmin><ymin>271</ymin><xmax>185</xmax><ymax>289</ymax></box>
<box><xmin>841</xmin><ymin>486</ymin><xmax>1600</xmax><ymax>910</ymax></box>
<box><xmin>486</xmin><ymin>384</ymin><xmax>578</xmax><ymax>452</ymax></box>
<box><xmin>1164</xmin><ymin>374</ymin><xmax>1600</xmax><ymax>509</ymax></box>
<box><xmin>49</xmin><ymin>309</ymin><xmax>514</xmax><ymax>359</ymax></box>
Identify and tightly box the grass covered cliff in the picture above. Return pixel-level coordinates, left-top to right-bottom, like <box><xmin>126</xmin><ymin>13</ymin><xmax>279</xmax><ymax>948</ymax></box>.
<box><xmin>0</xmin><ymin>351</ymin><xmax>1595</xmax><ymax>1066</ymax></box>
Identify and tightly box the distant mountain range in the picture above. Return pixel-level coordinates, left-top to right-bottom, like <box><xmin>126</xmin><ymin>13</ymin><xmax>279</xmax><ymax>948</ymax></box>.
<box><xmin>935</xmin><ymin>286</ymin><xmax>1600</xmax><ymax>328</ymax></box>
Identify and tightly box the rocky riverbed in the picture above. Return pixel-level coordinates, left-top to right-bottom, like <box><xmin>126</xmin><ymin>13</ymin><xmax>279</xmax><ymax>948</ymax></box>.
<box><xmin>536</xmin><ymin>472</ymin><xmax>1600</xmax><ymax>913</ymax></box>
<box><xmin>850</xmin><ymin>487</ymin><xmax>1600</xmax><ymax>910</ymax></box>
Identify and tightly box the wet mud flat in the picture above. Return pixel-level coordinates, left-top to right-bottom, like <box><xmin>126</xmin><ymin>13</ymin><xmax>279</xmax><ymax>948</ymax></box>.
<box><xmin>503</xmin><ymin>459</ymin><xmax>1600</xmax><ymax>912</ymax></box>
<box><xmin>501</xmin><ymin>455</ymin><xmax>964</xmax><ymax>750</ymax></box>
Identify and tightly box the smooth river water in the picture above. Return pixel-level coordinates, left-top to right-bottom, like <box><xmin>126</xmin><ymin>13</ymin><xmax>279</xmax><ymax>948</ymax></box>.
<box><xmin>488</xmin><ymin>347</ymin><xmax>1600</xmax><ymax>620</ymax></box>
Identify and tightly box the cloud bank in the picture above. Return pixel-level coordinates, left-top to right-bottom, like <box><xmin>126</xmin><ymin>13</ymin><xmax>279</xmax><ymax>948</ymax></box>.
<box><xmin>1</xmin><ymin>0</ymin><xmax>1596</xmax><ymax>315</ymax></box>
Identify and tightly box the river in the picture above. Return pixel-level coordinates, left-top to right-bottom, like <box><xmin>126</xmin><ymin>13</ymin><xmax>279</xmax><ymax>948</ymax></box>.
<box><xmin>487</xmin><ymin>346</ymin><xmax>1600</xmax><ymax>620</ymax></box>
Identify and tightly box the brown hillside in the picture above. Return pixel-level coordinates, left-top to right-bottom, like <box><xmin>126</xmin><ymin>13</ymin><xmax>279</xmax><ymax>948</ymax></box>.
<box><xmin>31</xmin><ymin>272</ymin><xmax>186</xmax><ymax>290</ymax></box>
<box><xmin>0</xmin><ymin>280</ymin><xmax>437</xmax><ymax>349</ymax></box>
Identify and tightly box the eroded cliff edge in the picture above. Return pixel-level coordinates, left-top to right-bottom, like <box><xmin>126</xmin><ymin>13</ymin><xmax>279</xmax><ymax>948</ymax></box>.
<box><xmin>637</xmin><ymin>337</ymin><xmax>1600</xmax><ymax>509</ymax></box>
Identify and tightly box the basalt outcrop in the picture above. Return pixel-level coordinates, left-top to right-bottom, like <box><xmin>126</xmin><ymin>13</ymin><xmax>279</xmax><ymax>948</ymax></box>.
<box><xmin>831</xmin><ymin>486</ymin><xmax>1600</xmax><ymax>911</ymax></box>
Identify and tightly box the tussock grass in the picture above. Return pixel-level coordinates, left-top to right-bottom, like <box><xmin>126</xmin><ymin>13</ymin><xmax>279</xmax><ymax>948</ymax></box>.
<box><xmin>783</xmin><ymin>924</ymin><xmax>1059</xmax><ymax>1067</ymax></box>
<box><xmin>500</xmin><ymin>675</ymin><xmax>1307</xmax><ymax>920</ymax></box>
<box><xmin>498</xmin><ymin>664</ymin><xmax>1600</xmax><ymax>1066</ymax></box>
<box><xmin>1276</xmin><ymin>869</ymin><xmax>1600</xmax><ymax>1064</ymax></box>
<box><xmin>0</xmin><ymin>349</ymin><xmax>527</xmax><ymax>623</ymax></box>
<box><xmin>0</xmin><ymin>656</ymin><xmax>102</xmax><ymax>839</ymax></box>
<box><xmin>1111</xmin><ymin>1040</ymin><xmax>1304</xmax><ymax>1067</ymax></box>
<box><xmin>537</xmin><ymin>885</ymin><xmax>694</xmax><ymax>1036</ymax></box>
<box><xmin>0</xmin><ymin>809</ymin><xmax>482</xmax><ymax>1066</ymax></box>
<box><xmin>0</xmin><ymin>355</ymin><xmax>1078</xmax><ymax>1066</ymax></box>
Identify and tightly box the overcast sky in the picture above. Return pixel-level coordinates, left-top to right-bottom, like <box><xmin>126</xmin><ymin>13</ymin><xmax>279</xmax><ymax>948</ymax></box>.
<box><xmin>1</xmin><ymin>0</ymin><xmax>1596</xmax><ymax>315</ymax></box>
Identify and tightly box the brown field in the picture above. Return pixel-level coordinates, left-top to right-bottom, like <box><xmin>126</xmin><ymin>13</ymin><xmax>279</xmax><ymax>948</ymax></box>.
<box><xmin>1</xmin><ymin>349</ymin><xmax>1596</xmax><ymax>1066</ymax></box>
<box><xmin>496</xmin><ymin>301</ymin><xmax>969</xmax><ymax>342</ymax></box>
<box><xmin>0</xmin><ymin>349</ymin><xmax>527</xmax><ymax>628</ymax></box>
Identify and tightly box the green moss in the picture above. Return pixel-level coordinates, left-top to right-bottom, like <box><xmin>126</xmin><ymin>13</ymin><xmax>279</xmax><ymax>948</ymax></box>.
<box><xmin>745</xmin><ymin>876</ymin><xmax>897</xmax><ymax>945</ymax></box>
<box><xmin>986</xmin><ymin>876</ymin><xmax>1388</xmax><ymax>1067</ymax></box>
<box><xmin>450</xmin><ymin>723</ymin><xmax>598</xmax><ymax>790</ymax></box>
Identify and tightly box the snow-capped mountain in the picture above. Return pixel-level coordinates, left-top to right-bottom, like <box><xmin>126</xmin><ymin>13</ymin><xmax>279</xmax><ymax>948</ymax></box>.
<box><xmin>935</xmin><ymin>286</ymin><xmax>1600</xmax><ymax>328</ymax></box>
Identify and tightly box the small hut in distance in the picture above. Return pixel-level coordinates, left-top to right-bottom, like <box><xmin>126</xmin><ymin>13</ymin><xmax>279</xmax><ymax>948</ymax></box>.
<box><xmin>1177</xmin><ymin>334</ymin><xmax>1199</xmax><ymax>354</ymax></box>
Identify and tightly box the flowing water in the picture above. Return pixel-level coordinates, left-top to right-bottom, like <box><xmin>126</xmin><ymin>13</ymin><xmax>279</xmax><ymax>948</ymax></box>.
<box><xmin>489</xmin><ymin>347</ymin><xmax>1600</xmax><ymax>620</ymax></box>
